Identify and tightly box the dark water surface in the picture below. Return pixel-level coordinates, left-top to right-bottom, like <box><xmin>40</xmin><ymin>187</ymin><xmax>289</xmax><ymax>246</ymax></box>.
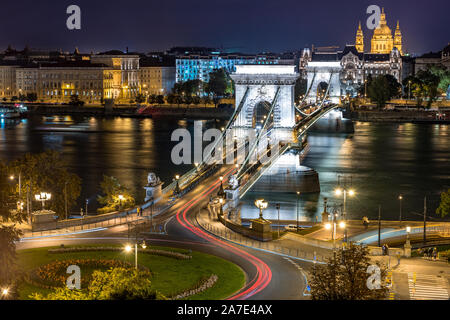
<box><xmin>0</xmin><ymin>117</ymin><xmax>448</xmax><ymax>220</ymax></box>
<box><xmin>241</xmin><ymin>122</ymin><xmax>450</xmax><ymax>222</ymax></box>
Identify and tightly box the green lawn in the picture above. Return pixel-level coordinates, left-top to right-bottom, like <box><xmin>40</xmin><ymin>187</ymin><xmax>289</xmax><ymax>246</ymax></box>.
<box><xmin>17</xmin><ymin>244</ymin><xmax>245</xmax><ymax>300</ymax></box>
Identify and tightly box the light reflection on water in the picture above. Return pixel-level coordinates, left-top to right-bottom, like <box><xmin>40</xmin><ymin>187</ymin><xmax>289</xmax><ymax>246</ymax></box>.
<box><xmin>241</xmin><ymin>122</ymin><xmax>450</xmax><ymax>222</ymax></box>
<box><xmin>0</xmin><ymin>116</ymin><xmax>204</xmax><ymax>212</ymax></box>
<box><xmin>0</xmin><ymin>117</ymin><xmax>448</xmax><ymax>220</ymax></box>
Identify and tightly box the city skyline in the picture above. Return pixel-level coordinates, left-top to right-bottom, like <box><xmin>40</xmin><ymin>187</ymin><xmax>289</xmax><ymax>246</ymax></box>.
<box><xmin>0</xmin><ymin>0</ymin><xmax>448</xmax><ymax>55</ymax></box>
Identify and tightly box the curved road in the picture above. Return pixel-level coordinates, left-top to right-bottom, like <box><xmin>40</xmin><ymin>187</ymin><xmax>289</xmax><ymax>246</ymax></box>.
<box><xmin>18</xmin><ymin>166</ymin><xmax>310</xmax><ymax>300</ymax></box>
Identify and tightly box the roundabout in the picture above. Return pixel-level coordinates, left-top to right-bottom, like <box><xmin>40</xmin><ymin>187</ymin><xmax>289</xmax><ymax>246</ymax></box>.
<box><xmin>16</xmin><ymin>244</ymin><xmax>245</xmax><ymax>300</ymax></box>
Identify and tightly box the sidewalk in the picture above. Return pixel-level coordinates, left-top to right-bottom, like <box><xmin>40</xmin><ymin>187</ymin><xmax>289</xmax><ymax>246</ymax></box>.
<box><xmin>196</xmin><ymin>208</ymin><xmax>332</xmax><ymax>263</ymax></box>
<box><xmin>391</xmin><ymin>257</ymin><xmax>450</xmax><ymax>300</ymax></box>
<box><xmin>17</xmin><ymin>198</ymin><xmax>174</xmax><ymax>240</ymax></box>
<box><xmin>197</xmin><ymin>209</ymin><xmax>450</xmax><ymax>300</ymax></box>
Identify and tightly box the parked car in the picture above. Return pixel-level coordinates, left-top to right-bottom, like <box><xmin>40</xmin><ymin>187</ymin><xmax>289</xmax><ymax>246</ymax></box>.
<box><xmin>285</xmin><ymin>224</ymin><xmax>298</xmax><ymax>231</ymax></box>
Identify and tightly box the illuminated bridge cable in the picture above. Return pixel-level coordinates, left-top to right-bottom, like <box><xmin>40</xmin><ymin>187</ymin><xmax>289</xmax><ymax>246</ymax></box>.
<box><xmin>294</xmin><ymin>71</ymin><xmax>334</xmax><ymax>128</ymax></box>
<box><xmin>237</xmin><ymin>86</ymin><xmax>281</xmax><ymax>179</ymax></box>
<box><xmin>200</xmin><ymin>86</ymin><xmax>250</xmax><ymax>168</ymax></box>
<box><xmin>295</xmin><ymin>68</ymin><xmax>316</xmax><ymax>114</ymax></box>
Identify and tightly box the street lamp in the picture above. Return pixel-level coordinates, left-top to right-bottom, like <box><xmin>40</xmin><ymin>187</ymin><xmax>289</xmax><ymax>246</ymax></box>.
<box><xmin>217</xmin><ymin>176</ymin><xmax>225</xmax><ymax>198</ymax></box>
<box><xmin>408</xmin><ymin>80</ymin><xmax>411</xmax><ymax>104</ymax></box>
<box><xmin>118</xmin><ymin>194</ymin><xmax>124</xmax><ymax>210</ymax></box>
<box><xmin>334</xmin><ymin>187</ymin><xmax>355</xmax><ymax>242</ymax></box>
<box><xmin>296</xmin><ymin>191</ymin><xmax>300</xmax><ymax>231</ymax></box>
<box><xmin>276</xmin><ymin>203</ymin><xmax>281</xmax><ymax>238</ymax></box>
<box><xmin>398</xmin><ymin>195</ymin><xmax>403</xmax><ymax>223</ymax></box>
<box><xmin>254</xmin><ymin>199</ymin><xmax>268</xmax><ymax>220</ymax></box>
<box><xmin>1</xmin><ymin>288</ymin><xmax>9</xmax><ymax>299</ymax></box>
<box><xmin>219</xmin><ymin>197</ymin><xmax>224</xmax><ymax>216</ymax></box>
<box><xmin>174</xmin><ymin>174</ymin><xmax>181</xmax><ymax>195</ymax></box>
<box><xmin>9</xmin><ymin>173</ymin><xmax>22</xmax><ymax>204</ymax></box>
<box><xmin>125</xmin><ymin>242</ymin><xmax>148</xmax><ymax>270</ymax></box>
<box><xmin>35</xmin><ymin>192</ymin><xmax>51</xmax><ymax>210</ymax></box>
<box><xmin>404</xmin><ymin>226</ymin><xmax>412</xmax><ymax>257</ymax></box>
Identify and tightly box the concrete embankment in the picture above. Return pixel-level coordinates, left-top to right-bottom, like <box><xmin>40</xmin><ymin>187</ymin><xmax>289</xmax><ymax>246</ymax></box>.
<box><xmin>146</xmin><ymin>106</ymin><xmax>233</xmax><ymax>120</ymax></box>
<box><xmin>25</xmin><ymin>104</ymin><xmax>233</xmax><ymax>119</ymax></box>
<box><xmin>345</xmin><ymin>110</ymin><xmax>450</xmax><ymax>123</ymax></box>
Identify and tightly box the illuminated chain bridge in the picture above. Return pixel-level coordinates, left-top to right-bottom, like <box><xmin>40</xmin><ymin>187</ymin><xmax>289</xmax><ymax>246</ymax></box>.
<box><xmin>164</xmin><ymin>63</ymin><xmax>343</xmax><ymax>200</ymax></box>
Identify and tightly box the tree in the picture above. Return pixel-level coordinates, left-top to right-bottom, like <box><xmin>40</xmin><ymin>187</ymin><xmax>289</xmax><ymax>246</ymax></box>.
<box><xmin>69</xmin><ymin>94</ymin><xmax>84</xmax><ymax>106</ymax></box>
<box><xmin>436</xmin><ymin>189</ymin><xmax>450</xmax><ymax>218</ymax></box>
<box><xmin>0</xmin><ymin>226</ymin><xmax>22</xmax><ymax>289</ymax></box>
<box><xmin>416</xmin><ymin>69</ymin><xmax>440</xmax><ymax>108</ymax></box>
<box><xmin>172</xmin><ymin>82</ymin><xmax>184</xmax><ymax>95</ymax></box>
<box><xmin>309</xmin><ymin>243</ymin><xmax>388</xmax><ymax>300</ymax></box>
<box><xmin>367</xmin><ymin>75</ymin><xmax>393</xmax><ymax>109</ymax></box>
<box><xmin>88</xmin><ymin>268</ymin><xmax>163</xmax><ymax>300</ymax></box>
<box><xmin>166</xmin><ymin>93</ymin><xmax>177</xmax><ymax>105</ymax></box>
<box><xmin>192</xmin><ymin>95</ymin><xmax>201</xmax><ymax>105</ymax></box>
<box><xmin>384</xmin><ymin>74</ymin><xmax>401</xmax><ymax>99</ymax></box>
<box><xmin>31</xmin><ymin>267</ymin><xmax>165</xmax><ymax>300</ymax></box>
<box><xmin>206</xmin><ymin>68</ymin><xmax>229</xmax><ymax>107</ymax></box>
<box><xmin>135</xmin><ymin>93</ymin><xmax>146</xmax><ymax>104</ymax></box>
<box><xmin>429</xmin><ymin>65</ymin><xmax>450</xmax><ymax>93</ymax></box>
<box><xmin>183</xmin><ymin>95</ymin><xmax>193</xmax><ymax>105</ymax></box>
<box><xmin>0</xmin><ymin>161</ymin><xmax>19</xmax><ymax>222</ymax></box>
<box><xmin>26</xmin><ymin>93</ymin><xmax>38</xmax><ymax>103</ymax></box>
<box><xmin>201</xmin><ymin>96</ymin><xmax>212</xmax><ymax>107</ymax></box>
<box><xmin>97</xmin><ymin>175</ymin><xmax>135</xmax><ymax>213</ymax></box>
<box><xmin>156</xmin><ymin>95</ymin><xmax>165</xmax><ymax>105</ymax></box>
<box><xmin>8</xmin><ymin>151</ymin><xmax>81</xmax><ymax>220</ymax></box>
<box><xmin>148</xmin><ymin>94</ymin><xmax>158</xmax><ymax>104</ymax></box>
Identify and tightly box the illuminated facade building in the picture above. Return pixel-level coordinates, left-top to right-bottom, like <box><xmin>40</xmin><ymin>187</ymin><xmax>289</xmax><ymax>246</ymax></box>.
<box><xmin>139</xmin><ymin>58</ymin><xmax>175</xmax><ymax>96</ymax></box>
<box><xmin>369</xmin><ymin>8</ymin><xmax>403</xmax><ymax>55</ymax></box>
<box><xmin>0</xmin><ymin>64</ymin><xmax>18</xmax><ymax>98</ymax></box>
<box><xmin>91</xmin><ymin>51</ymin><xmax>140</xmax><ymax>102</ymax></box>
<box><xmin>355</xmin><ymin>21</ymin><xmax>364</xmax><ymax>53</ymax></box>
<box><xmin>176</xmin><ymin>52</ymin><xmax>294</xmax><ymax>83</ymax></box>
<box><xmin>36</xmin><ymin>62</ymin><xmax>116</xmax><ymax>103</ymax></box>
<box><xmin>300</xmin><ymin>45</ymin><xmax>403</xmax><ymax>98</ymax></box>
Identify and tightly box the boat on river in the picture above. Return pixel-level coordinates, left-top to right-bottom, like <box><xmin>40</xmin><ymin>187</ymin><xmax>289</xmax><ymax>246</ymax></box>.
<box><xmin>0</xmin><ymin>104</ymin><xmax>28</xmax><ymax>119</ymax></box>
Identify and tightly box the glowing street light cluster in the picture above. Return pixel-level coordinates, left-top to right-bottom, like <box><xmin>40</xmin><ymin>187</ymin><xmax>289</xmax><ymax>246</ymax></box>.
<box><xmin>254</xmin><ymin>198</ymin><xmax>268</xmax><ymax>220</ymax></box>
<box><xmin>124</xmin><ymin>241</ymin><xmax>147</xmax><ymax>270</ymax></box>
<box><xmin>35</xmin><ymin>192</ymin><xmax>52</xmax><ymax>210</ymax></box>
<box><xmin>334</xmin><ymin>186</ymin><xmax>356</xmax><ymax>243</ymax></box>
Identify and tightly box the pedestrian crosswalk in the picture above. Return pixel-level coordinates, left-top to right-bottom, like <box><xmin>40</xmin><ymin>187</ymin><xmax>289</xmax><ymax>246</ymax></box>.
<box><xmin>408</xmin><ymin>272</ymin><xmax>449</xmax><ymax>300</ymax></box>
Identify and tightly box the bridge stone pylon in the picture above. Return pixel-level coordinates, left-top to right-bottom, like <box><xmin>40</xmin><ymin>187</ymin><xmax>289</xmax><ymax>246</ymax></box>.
<box><xmin>230</xmin><ymin>65</ymin><xmax>299</xmax><ymax>142</ymax></box>
<box><xmin>305</xmin><ymin>62</ymin><xmax>342</xmax><ymax>104</ymax></box>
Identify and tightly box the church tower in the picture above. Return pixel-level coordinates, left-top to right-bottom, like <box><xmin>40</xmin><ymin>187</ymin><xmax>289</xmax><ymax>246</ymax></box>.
<box><xmin>394</xmin><ymin>20</ymin><xmax>403</xmax><ymax>55</ymax></box>
<box><xmin>355</xmin><ymin>21</ymin><xmax>364</xmax><ymax>52</ymax></box>
<box><xmin>371</xmin><ymin>7</ymin><xmax>394</xmax><ymax>54</ymax></box>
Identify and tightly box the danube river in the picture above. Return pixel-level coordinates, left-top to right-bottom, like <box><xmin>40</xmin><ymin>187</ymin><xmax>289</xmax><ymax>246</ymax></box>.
<box><xmin>0</xmin><ymin>116</ymin><xmax>448</xmax><ymax>221</ymax></box>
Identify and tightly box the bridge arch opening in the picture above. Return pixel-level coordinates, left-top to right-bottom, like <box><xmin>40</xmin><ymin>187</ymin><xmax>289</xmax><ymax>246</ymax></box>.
<box><xmin>317</xmin><ymin>81</ymin><xmax>328</xmax><ymax>99</ymax></box>
<box><xmin>251</xmin><ymin>100</ymin><xmax>273</xmax><ymax>130</ymax></box>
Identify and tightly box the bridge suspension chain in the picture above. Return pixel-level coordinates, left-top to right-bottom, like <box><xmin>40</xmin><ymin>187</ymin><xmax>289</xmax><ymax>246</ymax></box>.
<box><xmin>236</xmin><ymin>86</ymin><xmax>281</xmax><ymax>179</ymax></box>
<box><xmin>199</xmin><ymin>86</ymin><xmax>250</xmax><ymax>169</ymax></box>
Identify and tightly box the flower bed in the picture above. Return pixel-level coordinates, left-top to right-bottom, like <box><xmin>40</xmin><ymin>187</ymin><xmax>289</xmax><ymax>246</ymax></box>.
<box><xmin>48</xmin><ymin>247</ymin><xmax>192</xmax><ymax>260</ymax></box>
<box><xmin>31</xmin><ymin>259</ymin><xmax>137</xmax><ymax>288</ymax></box>
<box><xmin>170</xmin><ymin>274</ymin><xmax>218</xmax><ymax>300</ymax></box>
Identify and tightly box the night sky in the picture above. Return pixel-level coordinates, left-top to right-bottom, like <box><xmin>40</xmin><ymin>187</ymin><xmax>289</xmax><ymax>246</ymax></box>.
<box><xmin>0</xmin><ymin>0</ymin><xmax>448</xmax><ymax>55</ymax></box>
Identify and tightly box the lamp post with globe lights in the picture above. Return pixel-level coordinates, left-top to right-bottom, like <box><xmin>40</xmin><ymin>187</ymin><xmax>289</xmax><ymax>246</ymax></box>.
<box><xmin>174</xmin><ymin>174</ymin><xmax>181</xmax><ymax>195</ymax></box>
<box><xmin>35</xmin><ymin>192</ymin><xmax>51</xmax><ymax>210</ymax></box>
<box><xmin>334</xmin><ymin>186</ymin><xmax>355</xmax><ymax>243</ymax></box>
<box><xmin>118</xmin><ymin>194</ymin><xmax>124</xmax><ymax>210</ymax></box>
<box><xmin>125</xmin><ymin>241</ymin><xmax>147</xmax><ymax>270</ymax></box>
<box><xmin>254</xmin><ymin>199</ymin><xmax>268</xmax><ymax>220</ymax></box>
